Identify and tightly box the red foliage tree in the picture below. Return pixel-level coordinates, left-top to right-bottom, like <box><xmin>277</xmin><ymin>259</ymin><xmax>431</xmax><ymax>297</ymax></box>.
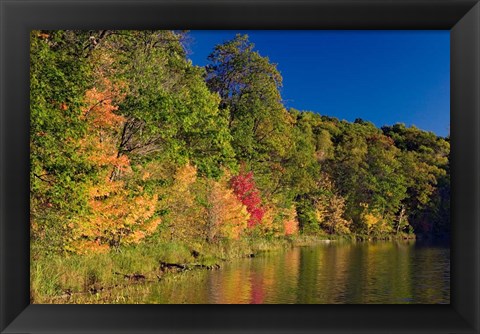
<box><xmin>230</xmin><ymin>168</ymin><xmax>265</xmax><ymax>228</ymax></box>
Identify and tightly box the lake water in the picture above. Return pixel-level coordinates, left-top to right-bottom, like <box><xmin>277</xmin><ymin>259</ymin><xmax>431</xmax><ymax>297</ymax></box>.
<box><xmin>140</xmin><ymin>240</ymin><xmax>450</xmax><ymax>304</ymax></box>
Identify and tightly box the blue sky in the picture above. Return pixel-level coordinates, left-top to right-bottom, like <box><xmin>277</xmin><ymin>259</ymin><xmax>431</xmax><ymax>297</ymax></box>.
<box><xmin>185</xmin><ymin>30</ymin><xmax>450</xmax><ymax>137</ymax></box>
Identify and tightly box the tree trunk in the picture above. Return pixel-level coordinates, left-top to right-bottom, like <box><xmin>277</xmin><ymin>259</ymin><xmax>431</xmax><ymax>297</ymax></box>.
<box><xmin>396</xmin><ymin>206</ymin><xmax>406</xmax><ymax>235</ymax></box>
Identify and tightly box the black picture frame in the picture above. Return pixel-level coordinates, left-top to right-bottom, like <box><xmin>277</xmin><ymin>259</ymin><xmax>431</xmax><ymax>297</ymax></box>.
<box><xmin>1</xmin><ymin>0</ymin><xmax>479</xmax><ymax>333</ymax></box>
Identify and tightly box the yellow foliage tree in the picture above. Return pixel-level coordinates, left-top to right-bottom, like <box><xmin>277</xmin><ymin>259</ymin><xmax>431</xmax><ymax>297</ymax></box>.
<box><xmin>164</xmin><ymin>164</ymin><xmax>206</xmax><ymax>243</ymax></box>
<box><xmin>359</xmin><ymin>203</ymin><xmax>392</xmax><ymax>237</ymax></box>
<box><xmin>206</xmin><ymin>178</ymin><xmax>249</xmax><ymax>241</ymax></box>
<box><xmin>316</xmin><ymin>194</ymin><xmax>351</xmax><ymax>235</ymax></box>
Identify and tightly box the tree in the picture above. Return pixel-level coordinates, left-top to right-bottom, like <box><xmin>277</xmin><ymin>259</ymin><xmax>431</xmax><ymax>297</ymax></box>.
<box><xmin>69</xmin><ymin>83</ymin><xmax>161</xmax><ymax>253</ymax></box>
<box><xmin>30</xmin><ymin>30</ymin><xmax>93</xmax><ymax>253</ymax></box>
<box><xmin>230</xmin><ymin>168</ymin><xmax>266</xmax><ymax>228</ymax></box>
<box><xmin>205</xmin><ymin>175</ymin><xmax>250</xmax><ymax>241</ymax></box>
<box><xmin>163</xmin><ymin>164</ymin><xmax>205</xmax><ymax>242</ymax></box>
<box><xmin>314</xmin><ymin>175</ymin><xmax>351</xmax><ymax>235</ymax></box>
<box><xmin>282</xmin><ymin>206</ymin><xmax>300</xmax><ymax>236</ymax></box>
<box><xmin>206</xmin><ymin>34</ymin><xmax>294</xmax><ymax>191</ymax></box>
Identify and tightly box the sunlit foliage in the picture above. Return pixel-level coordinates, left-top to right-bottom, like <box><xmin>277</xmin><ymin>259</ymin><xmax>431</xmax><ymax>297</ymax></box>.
<box><xmin>205</xmin><ymin>175</ymin><xmax>250</xmax><ymax>241</ymax></box>
<box><xmin>31</xmin><ymin>30</ymin><xmax>450</xmax><ymax>261</ymax></box>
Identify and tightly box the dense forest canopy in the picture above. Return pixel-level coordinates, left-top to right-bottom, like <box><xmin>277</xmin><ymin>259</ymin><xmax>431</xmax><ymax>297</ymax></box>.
<box><xmin>30</xmin><ymin>30</ymin><xmax>450</xmax><ymax>256</ymax></box>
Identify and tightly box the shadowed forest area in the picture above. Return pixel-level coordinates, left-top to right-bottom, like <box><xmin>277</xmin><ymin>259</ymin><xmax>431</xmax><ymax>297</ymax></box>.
<box><xmin>30</xmin><ymin>30</ymin><xmax>450</xmax><ymax>303</ymax></box>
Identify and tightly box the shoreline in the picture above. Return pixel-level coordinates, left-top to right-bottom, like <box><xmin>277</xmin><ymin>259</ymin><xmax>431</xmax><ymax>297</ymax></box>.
<box><xmin>31</xmin><ymin>234</ymin><xmax>419</xmax><ymax>303</ymax></box>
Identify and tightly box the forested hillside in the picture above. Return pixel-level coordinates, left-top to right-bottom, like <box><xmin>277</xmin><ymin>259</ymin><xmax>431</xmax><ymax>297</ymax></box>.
<box><xmin>31</xmin><ymin>30</ymin><xmax>450</xmax><ymax>260</ymax></box>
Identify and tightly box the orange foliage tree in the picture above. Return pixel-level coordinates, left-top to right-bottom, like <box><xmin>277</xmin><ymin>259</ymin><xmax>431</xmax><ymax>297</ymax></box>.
<box><xmin>67</xmin><ymin>81</ymin><xmax>160</xmax><ymax>254</ymax></box>
<box><xmin>282</xmin><ymin>206</ymin><xmax>299</xmax><ymax>236</ymax></box>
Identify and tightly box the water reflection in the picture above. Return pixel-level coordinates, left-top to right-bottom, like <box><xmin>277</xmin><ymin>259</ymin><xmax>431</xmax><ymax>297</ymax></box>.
<box><xmin>147</xmin><ymin>240</ymin><xmax>449</xmax><ymax>304</ymax></box>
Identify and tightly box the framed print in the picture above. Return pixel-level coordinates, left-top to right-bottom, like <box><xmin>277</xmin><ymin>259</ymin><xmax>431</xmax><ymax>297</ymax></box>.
<box><xmin>1</xmin><ymin>0</ymin><xmax>479</xmax><ymax>333</ymax></box>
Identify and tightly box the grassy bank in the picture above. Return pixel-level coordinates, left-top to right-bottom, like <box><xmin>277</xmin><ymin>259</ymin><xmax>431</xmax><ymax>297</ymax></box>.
<box><xmin>31</xmin><ymin>232</ymin><xmax>417</xmax><ymax>303</ymax></box>
<box><xmin>31</xmin><ymin>235</ymin><xmax>333</xmax><ymax>303</ymax></box>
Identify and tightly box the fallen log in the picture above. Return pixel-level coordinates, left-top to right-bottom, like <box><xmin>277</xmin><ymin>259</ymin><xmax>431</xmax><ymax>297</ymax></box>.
<box><xmin>159</xmin><ymin>261</ymin><xmax>221</xmax><ymax>271</ymax></box>
<box><xmin>114</xmin><ymin>271</ymin><xmax>146</xmax><ymax>281</ymax></box>
<box><xmin>159</xmin><ymin>262</ymin><xmax>188</xmax><ymax>271</ymax></box>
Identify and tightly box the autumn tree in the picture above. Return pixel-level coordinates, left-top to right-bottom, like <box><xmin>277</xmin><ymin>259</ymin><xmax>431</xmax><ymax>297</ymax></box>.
<box><xmin>162</xmin><ymin>164</ymin><xmax>205</xmax><ymax>243</ymax></box>
<box><xmin>282</xmin><ymin>206</ymin><xmax>300</xmax><ymax>236</ymax></box>
<box><xmin>68</xmin><ymin>81</ymin><xmax>161</xmax><ymax>253</ymax></box>
<box><xmin>314</xmin><ymin>175</ymin><xmax>351</xmax><ymax>235</ymax></box>
<box><xmin>204</xmin><ymin>174</ymin><xmax>250</xmax><ymax>241</ymax></box>
<box><xmin>230</xmin><ymin>168</ymin><xmax>266</xmax><ymax>229</ymax></box>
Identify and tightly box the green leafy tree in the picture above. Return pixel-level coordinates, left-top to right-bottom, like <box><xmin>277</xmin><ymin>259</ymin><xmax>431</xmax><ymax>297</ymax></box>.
<box><xmin>206</xmin><ymin>34</ymin><xmax>294</xmax><ymax>192</ymax></box>
<box><xmin>30</xmin><ymin>30</ymin><xmax>93</xmax><ymax>252</ymax></box>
